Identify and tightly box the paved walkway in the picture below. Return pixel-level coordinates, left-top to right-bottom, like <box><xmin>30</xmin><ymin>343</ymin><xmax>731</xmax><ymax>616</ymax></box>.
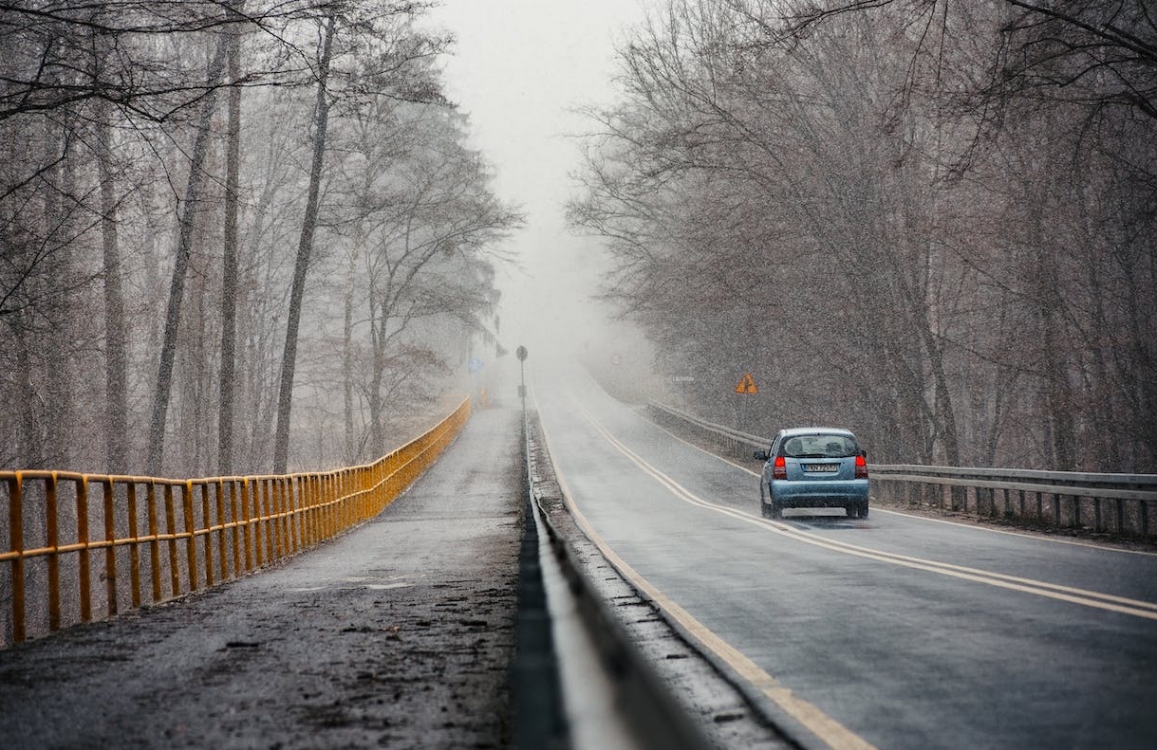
<box><xmin>0</xmin><ymin>407</ymin><xmax>523</xmax><ymax>750</ymax></box>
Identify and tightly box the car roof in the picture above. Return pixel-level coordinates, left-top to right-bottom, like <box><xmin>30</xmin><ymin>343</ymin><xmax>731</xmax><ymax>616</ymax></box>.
<box><xmin>776</xmin><ymin>427</ymin><xmax>857</xmax><ymax>438</ymax></box>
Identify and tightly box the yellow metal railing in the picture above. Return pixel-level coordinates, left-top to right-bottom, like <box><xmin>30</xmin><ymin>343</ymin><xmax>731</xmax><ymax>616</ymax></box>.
<box><xmin>0</xmin><ymin>398</ymin><xmax>471</xmax><ymax>647</ymax></box>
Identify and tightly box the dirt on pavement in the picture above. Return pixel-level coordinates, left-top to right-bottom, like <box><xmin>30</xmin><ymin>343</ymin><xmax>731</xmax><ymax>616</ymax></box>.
<box><xmin>0</xmin><ymin>407</ymin><xmax>524</xmax><ymax>750</ymax></box>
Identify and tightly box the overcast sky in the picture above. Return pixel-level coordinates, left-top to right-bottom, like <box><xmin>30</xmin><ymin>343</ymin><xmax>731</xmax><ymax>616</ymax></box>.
<box><xmin>424</xmin><ymin>0</ymin><xmax>650</xmax><ymax>358</ymax></box>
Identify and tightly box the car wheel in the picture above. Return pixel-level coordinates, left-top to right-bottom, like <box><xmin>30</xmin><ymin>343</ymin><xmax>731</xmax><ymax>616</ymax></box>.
<box><xmin>760</xmin><ymin>500</ymin><xmax>771</xmax><ymax>518</ymax></box>
<box><xmin>769</xmin><ymin>499</ymin><xmax>783</xmax><ymax>520</ymax></box>
<box><xmin>860</xmin><ymin>502</ymin><xmax>869</xmax><ymax>519</ymax></box>
<box><xmin>846</xmin><ymin>503</ymin><xmax>858</xmax><ymax>519</ymax></box>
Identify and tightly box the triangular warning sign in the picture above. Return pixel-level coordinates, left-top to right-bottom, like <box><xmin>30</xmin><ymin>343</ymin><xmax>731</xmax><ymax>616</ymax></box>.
<box><xmin>735</xmin><ymin>372</ymin><xmax>758</xmax><ymax>394</ymax></box>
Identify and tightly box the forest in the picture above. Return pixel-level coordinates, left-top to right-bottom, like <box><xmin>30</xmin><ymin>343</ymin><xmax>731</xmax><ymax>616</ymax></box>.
<box><xmin>0</xmin><ymin>1</ymin><xmax>520</xmax><ymax>476</ymax></box>
<box><xmin>570</xmin><ymin>0</ymin><xmax>1157</xmax><ymax>472</ymax></box>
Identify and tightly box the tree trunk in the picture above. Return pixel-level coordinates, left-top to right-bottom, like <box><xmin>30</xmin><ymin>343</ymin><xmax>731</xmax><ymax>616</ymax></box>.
<box><xmin>369</xmin><ymin>300</ymin><xmax>387</xmax><ymax>458</ymax></box>
<box><xmin>42</xmin><ymin>121</ymin><xmax>72</xmax><ymax>468</ymax></box>
<box><xmin>12</xmin><ymin>316</ymin><xmax>43</xmax><ymax>469</ymax></box>
<box><xmin>1027</xmin><ymin>164</ymin><xmax>1076</xmax><ymax>470</ymax></box>
<box><xmin>343</xmin><ymin>248</ymin><xmax>357</xmax><ymax>463</ymax></box>
<box><xmin>146</xmin><ymin>36</ymin><xmax>229</xmax><ymax>476</ymax></box>
<box><xmin>272</xmin><ymin>15</ymin><xmax>337</xmax><ymax>473</ymax></box>
<box><xmin>97</xmin><ymin>100</ymin><xmax>129</xmax><ymax>474</ymax></box>
<box><xmin>218</xmin><ymin>7</ymin><xmax>244</xmax><ymax>476</ymax></box>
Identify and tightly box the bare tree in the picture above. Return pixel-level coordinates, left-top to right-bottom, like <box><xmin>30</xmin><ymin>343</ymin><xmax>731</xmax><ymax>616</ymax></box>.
<box><xmin>272</xmin><ymin>13</ymin><xmax>336</xmax><ymax>474</ymax></box>
<box><xmin>0</xmin><ymin>0</ymin><xmax>516</xmax><ymax>477</ymax></box>
<box><xmin>96</xmin><ymin>96</ymin><xmax>129</xmax><ymax>473</ymax></box>
<box><xmin>218</xmin><ymin>1</ymin><xmax>246</xmax><ymax>476</ymax></box>
<box><xmin>325</xmin><ymin>78</ymin><xmax>519</xmax><ymax>460</ymax></box>
<box><xmin>146</xmin><ymin>33</ymin><xmax>229</xmax><ymax>476</ymax></box>
<box><xmin>573</xmin><ymin>0</ymin><xmax>1156</xmax><ymax>470</ymax></box>
<box><xmin>780</xmin><ymin>0</ymin><xmax>1157</xmax><ymax>122</ymax></box>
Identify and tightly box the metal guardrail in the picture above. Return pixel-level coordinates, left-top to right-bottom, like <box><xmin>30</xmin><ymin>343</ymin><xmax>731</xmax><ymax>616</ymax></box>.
<box><xmin>511</xmin><ymin>409</ymin><xmax>565</xmax><ymax>749</ymax></box>
<box><xmin>646</xmin><ymin>401</ymin><xmax>767</xmax><ymax>455</ymax></box>
<box><xmin>517</xmin><ymin>408</ymin><xmax>713</xmax><ymax>750</ymax></box>
<box><xmin>647</xmin><ymin>400</ymin><xmax>1157</xmax><ymax>538</ymax></box>
<box><xmin>871</xmin><ymin>465</ymin><xmax>1157</xmax><ymax>537</ymax></box>
<box><xmin>0</xmin><ymin>398</ymin><xmax>472</xmax><ymax>647</ymax></box>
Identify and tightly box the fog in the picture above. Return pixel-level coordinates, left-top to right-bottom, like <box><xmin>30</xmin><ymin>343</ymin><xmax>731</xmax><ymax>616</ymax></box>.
<box><xmin>425</xmin><ymin>0</ymin><xmax>653</xmax><ymax>376</ymax></box>
<box><xmin>1</xmin><ymin>1</ymin><xmax>1152</xmax><ymax>475</ymax></box>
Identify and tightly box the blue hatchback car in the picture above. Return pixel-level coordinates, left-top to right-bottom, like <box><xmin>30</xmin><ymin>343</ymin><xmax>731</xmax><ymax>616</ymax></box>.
<box><xmin>755</xmin><ymin>427</ymin><xmax>869</xmax><ymax>519</ymax></box>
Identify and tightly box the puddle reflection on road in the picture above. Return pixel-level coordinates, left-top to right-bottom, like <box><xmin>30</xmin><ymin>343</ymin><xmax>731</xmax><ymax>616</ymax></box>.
<box><xmin>780</xmin><ymin>509</ymin><xmax>871</xmax><ymax>530</ymax></box>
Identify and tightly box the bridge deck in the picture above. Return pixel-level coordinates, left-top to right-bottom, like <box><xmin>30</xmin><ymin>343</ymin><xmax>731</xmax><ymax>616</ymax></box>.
<box><xmin>0</xmin><ymin>407</ymin><xmax>523</xmax><ymax>750</ymax></box>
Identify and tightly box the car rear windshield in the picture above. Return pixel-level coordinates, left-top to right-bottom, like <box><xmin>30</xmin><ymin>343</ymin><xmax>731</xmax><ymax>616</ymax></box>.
<box><xmin>782</xmin><ymin>434</ymin><xmax>858</xmax><ymax>458</ymax></box>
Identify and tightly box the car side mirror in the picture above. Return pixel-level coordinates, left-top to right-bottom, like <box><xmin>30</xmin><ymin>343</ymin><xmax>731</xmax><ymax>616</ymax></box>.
<box><xmin>754</xmin><ymin>450</ymin><xmax>770</xmax><ymax>461</ymax></box>
<box><xmin>860</xmin><ymin>449</ymin><xmax>868</xmax><ymax>459</ymax></box>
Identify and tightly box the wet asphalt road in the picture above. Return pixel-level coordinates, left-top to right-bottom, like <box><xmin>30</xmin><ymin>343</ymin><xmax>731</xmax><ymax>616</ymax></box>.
<box><xmin>533</xmin><ymin>364</ymin><xmax>1157</xmax><ymax>750</ymax></box>
<box><xmin>0</xmin><ymin>407</ymin><xmax>523</xmax><ymax>750</ymax></box>
<box><xmin>6</xmin><ymin>374</ymin><xmax>1157</xmax><ymax>750</ymax></box>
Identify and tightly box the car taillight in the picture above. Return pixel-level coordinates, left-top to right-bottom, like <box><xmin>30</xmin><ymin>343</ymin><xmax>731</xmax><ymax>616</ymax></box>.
<box><xmin>855</xmin><ymin>455</ymin><xmax>868</xmax><ymax>479</ymax></box>
<box><xmin>773</xmin><ymin>456</ymin><xmax>787</xmax><ymax>480</ymax></box>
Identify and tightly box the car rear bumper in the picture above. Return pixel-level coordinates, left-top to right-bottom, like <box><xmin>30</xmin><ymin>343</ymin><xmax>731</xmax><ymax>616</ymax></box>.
<box><xmin>770</xmin><ymin>479</ymin><xmax>869</xmax><ymax>507</ymax></box>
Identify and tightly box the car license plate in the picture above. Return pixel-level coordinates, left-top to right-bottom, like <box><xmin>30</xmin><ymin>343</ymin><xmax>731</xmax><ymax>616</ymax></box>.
<box><xmin>805</xmin><ymin>464</ymin><xmax>839</xmax><ymax>472</ymax></box>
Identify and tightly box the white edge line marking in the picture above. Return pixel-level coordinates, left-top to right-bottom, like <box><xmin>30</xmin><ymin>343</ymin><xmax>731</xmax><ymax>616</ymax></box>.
<box><xmin>640</xmin><ymin>408</ymin><xmax>1157</xmax><ymax>558</ymax></box>
<box><xmin>534</xmin><ymin>390</ymin><xmax>881</xmax><ymax>750</ymax></box>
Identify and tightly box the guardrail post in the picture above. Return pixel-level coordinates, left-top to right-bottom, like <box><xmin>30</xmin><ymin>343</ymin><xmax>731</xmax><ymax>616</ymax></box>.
<box><xmin>127</xmin><ymin>482</ymin><xmax>141</xmax><ymax>608</ymax></box>
<box><xmin>287</xmin><ymin>477</ymin><xmax>299</xmax><ymax>554</ymax></box>
<box><xmin>103</xmin><ymin>478</ymin><xmax>118</xmax><ymax>617</ymax></box>
<box><xmin>9</xmin><ymin>474</ymin><xmax>26</xmax><ymax>644</ymax></box>
<box><xmin>304</xmin><ymin>476</ymin><xmax>315</xmax><ymax>547</ymax></box>
<box><xmin>265</xmin><ymin>480</ymin><xmax>275</xmax><ymax>565</ymax></box>
<box><xmin>259</xmin><ymin>478</ymin><xmax>267</xmax><ymax>560</ymax></box>
<box><xmin>272</xmin><ymin>479</ymin><xmax>283</xmax><ymax>563</ymax></box>
<box><xmin>327</xmin><ymin>473</ymin><xmax>336</xmax><ymax>539</ymax></box>
<box><xmin>229</xmin><ymin>480</ymin><xmax>241</xmax><ymax>577</ymax></box>
<box><xmin>313</xmin><ymin>474</ymin><xmax>321</xmax><ymax>543</ymax></box>
<box><xmin>303</xmin><ymin>474</ymin><xmax>313</xmax><ymax>547</ymax></box>
<box><xmin>46</xmin><ymin>474</ymin><xmax>60</xmax><ymax>632</ymax></box>
<box><xmin>202</xmin><ymin>483</ymin><xmax>215</xmax><ymax>587</ymax></box>
<box><xmin>147</xmin><ymin>482</ymin><xmax>161</xmax><ymax>603</ymax></box>
<box><xmin>214</xmin><ymin>481</ymin><xmax>226</xmax><ymax>583</ymax></box>
<box><xmin>241</xmin><ymin>479</ymin><xmax>253</xmax><ymax>572</ymax></box>
<box><xmin>183</xmin><ymin>481</ymin><xmax>198</xmax><ymax>592</ymax></box>
<box><xmin>325</xmin><ymin>473</ymin><xmax>333</xmax><ymax>540</ymax></box>
<box><xmin>253</xmin><ymin>480</ymin><xmax>265</xmax><ymax>568</ymax></box>
<box><xmin>78</xmin><ymin>477</ymin><xmax>92</xmax><ymax>623</ymax></box>
<box><xmin>163</xmin><ymin>484</ymin><xmax>179</xmax><ymax>597</ymax></box>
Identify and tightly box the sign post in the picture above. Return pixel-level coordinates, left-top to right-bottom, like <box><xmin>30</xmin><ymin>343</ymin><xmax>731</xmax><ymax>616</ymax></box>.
<box><xmin>516</xmin><ymin>345</ymin><xmax>528</xmax><ymax>409</ymax></box>
<box><xmin>735</xmin><ymin>372</ymin><xmax>758</xmax><ymax>432</ymax></box>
